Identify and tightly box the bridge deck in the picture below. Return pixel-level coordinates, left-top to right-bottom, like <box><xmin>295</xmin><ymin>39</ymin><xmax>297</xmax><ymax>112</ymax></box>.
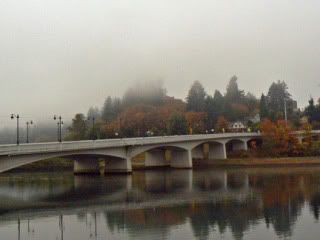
<box><xmin>0</xmin><ymin>133</ymin><xmax>261</xmax><ymax>156</ymax></box>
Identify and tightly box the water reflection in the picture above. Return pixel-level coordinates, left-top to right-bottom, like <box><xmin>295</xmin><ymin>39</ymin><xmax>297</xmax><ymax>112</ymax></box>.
<box><xmin>1</xmin><ymin>167</ymin><xmax>320</xmax><ymax>239</ymax></box>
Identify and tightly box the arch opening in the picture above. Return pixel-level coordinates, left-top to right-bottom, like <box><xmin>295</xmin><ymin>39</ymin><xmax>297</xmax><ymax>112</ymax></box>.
<box><xmin>226</xmin><ymin>139</ymin><xmax>248</xmax><ymax>158</ymax></box>
<box><xmin>135</xmin><ymin>145</ymin><xmax>192</xmax><ymax>169</ymax></box>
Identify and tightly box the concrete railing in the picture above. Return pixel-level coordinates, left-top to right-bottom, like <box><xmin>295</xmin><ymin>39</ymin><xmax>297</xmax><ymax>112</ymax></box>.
<box><xmin>0</xmin><ymin>133</ymin><xmax>261</xmax><ymax>156</ymax></box>
<box><xmin>1</xmin><ymin>130</ymin><xmax>319</xmax><ymax>157</ymax></box>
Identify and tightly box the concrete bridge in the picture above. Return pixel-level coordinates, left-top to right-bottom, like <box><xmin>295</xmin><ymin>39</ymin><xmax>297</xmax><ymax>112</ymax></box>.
<box><xmin>0</xmin><ymin>131</ymin><xmax>319</xmax><ymax>174</ymax></box>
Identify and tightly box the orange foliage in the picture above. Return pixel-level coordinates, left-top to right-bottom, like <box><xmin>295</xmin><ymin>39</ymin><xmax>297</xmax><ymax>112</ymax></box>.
<box><xmin>185</xmin><ymin>112</ymin><xmax>207</xmax><ymax>134</ymax></box>
<box><xmin>260</xmin><ymin>119</ymin><xmax>302</xmax><ymax>156</ymax></box>
<box><xmin>215</xmin><ymin>116</ymin><xmax>229</xmax><ymax>132</ymax></box>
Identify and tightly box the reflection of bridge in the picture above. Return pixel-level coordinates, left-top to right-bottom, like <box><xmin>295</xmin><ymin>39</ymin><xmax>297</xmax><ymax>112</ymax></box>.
<box><xmin>0</xmin><ymin>170</ymin><xmax>255</xmax><ymax>220</ymax></box>
<box><xmin>0</xmin><ymin>131</ymin><xmax>319</xmax><ymax>174</ymax></box>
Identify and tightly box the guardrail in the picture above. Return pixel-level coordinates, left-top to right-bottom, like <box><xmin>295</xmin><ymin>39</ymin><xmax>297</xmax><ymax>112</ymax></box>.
<box><xmin>2</xmin><ymin>130</ymin><xmax>319</xmax><ymax>156</ymax></box>
<box><xmin>0</xmin><ymin>132</ymin><xmax>261</xmax><ymax>156</ymax></box>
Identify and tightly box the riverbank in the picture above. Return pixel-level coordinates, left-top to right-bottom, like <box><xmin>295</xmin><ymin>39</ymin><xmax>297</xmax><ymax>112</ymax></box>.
<box><xmin>192</xmin><ymin>156</ymin><xmax>320</xmax><ymax>168</ymax></box>
<box><xmin>7</xmin><ymin>156</ymin><xmax>320</xmax><ymax>172</ymax></box>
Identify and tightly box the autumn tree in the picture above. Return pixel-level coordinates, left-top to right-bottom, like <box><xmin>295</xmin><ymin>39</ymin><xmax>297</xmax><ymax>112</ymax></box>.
<box><xmin>185</xmin><ymin>112</ymin><xmax>207</xmax><ymax>134</ymax></box>
<box><xmin>215</xmin><ymin>116</ymin><xmax>229</xmax><ymax>132</ymax></box>
<box><xmin>260</xmin><ymin>119</ymin><xmax>301</xmax><ymax>156</ymax></box>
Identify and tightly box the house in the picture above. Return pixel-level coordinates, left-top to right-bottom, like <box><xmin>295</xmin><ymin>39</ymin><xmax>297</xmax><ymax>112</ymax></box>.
<box><xmin>229</xmin><ymin>121</ymin><xmax>247</xmax><ymax>132</ymax></box>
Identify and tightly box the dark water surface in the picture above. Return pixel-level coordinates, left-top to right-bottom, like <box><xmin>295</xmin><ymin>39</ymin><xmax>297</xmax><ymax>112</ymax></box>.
<box><xmin>1</xmin><ymin>167</ymin><xmax>320</xmax><ymax>240</ymax></box>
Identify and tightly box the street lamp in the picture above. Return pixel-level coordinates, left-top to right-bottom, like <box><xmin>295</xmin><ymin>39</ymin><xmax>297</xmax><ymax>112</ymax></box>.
<box><xmin>54</xmin><ymin>115</ymin><xmax>63</xmax><ymax>142</ymax></box>
<box><xmin>11</xmin><ymin>114</ymin><xmax>20</xmax><ymax>145</ymax></box>
<box><xmin>88</xmin><ymin>116</ymin><xmax>96</xmax><ymax>140</ymax></box>
<box><xmin>26</xmin><ymin>120</ymin><xmax>33</xmax><ymax>143</ymax></box>
<box><xmin>284</xmin><ymin>98</ymin><xmax>288</xmax><ymax>124</ymax></box>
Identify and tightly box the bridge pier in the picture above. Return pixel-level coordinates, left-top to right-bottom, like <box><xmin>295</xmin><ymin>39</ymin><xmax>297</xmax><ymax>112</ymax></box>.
<box><xmin>145</xmin><ymin>149</ymin><xmax>168</xmax><ymax>167</ymax></box>
<box><xmin>105</xmin><ymin>156</ymin><xmax>132</xmax><ymax>174</ymax></box>
<box><xmin>208</xmin><ymin>142</ymin><xmax>227</xmax><ymax>159</ymax></box>
<box><xmin>74</xmin><ymin>156</ymin><xmax>100</xmax><ymax>174</ymax></box>
<box><xmin>170</xmin><ymin>149</ymin><xmax>192</xmax><ymax>168</ymax></box>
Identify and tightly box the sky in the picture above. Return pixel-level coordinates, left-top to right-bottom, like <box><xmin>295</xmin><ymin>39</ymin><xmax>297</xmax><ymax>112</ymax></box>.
<box><xmin>1</xmin><ymin>0</ymin><xmax>320</xmax><ymax>127</ymax></box>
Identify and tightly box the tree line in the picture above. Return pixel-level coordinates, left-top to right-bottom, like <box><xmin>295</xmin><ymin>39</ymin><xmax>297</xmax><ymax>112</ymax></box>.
<box><xmin>65</xmin><ymin>75</ymin><xmax>317</xmax><ymax>142</ymax></box>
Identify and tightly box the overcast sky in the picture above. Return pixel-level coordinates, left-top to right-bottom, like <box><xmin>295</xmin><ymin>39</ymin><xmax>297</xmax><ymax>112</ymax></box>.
<box><xmin>1</xmin><ymin>0</ymin><xmax>320</xmax><ymax>127</ymax></box>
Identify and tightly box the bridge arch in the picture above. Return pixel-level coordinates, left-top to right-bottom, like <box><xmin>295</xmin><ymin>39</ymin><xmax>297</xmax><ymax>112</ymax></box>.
<box><xmin>191</xmin><ymin>140</ymin><xmax>226</xmax><ymax>160</ymax></box>
<box><xmin>0</xmin><ymin>151</ymin><xmax>130</xmax><ymax>174</ymax></box>
<box><xmin>130</xmin><ymin>144</ymin><xmax>192</xmax><ymax>169</ymax></box>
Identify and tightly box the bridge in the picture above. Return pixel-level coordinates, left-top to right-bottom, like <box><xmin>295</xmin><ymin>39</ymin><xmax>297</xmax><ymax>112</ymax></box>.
<box><xmin>0</xmin><ymin>131</ymin><xmax>319</xmax><ymax>174</ymax></box>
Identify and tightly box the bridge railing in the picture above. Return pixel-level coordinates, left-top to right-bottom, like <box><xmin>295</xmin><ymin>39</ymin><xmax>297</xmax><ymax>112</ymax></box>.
<box><xmin>0</xmin><ymin>132</ymin><xmax>264</xmax><ymax>156</ymax></box>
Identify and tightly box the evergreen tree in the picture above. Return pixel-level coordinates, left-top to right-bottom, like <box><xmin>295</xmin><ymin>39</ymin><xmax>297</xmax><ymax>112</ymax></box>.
<box><xmin>186</xmin><ymin>81</ymin><xmax>206</xmax><ymax>112</ymax></box>
<box><xmin>225</xmin><ymin>75</ymin><xmax>244</xmax><ymax>103</ymax></box>
<box><xmin>167</xmin><ymin>113</ymin><xmax>188</xmax><ymax>135</ymax></box>
<box><xmin>205</xmin><ymin>90</ymin><xmax>225</xmax><ymax>128</ymax></box>
<box><xmin>66</xmin><ymin>113</ymin><xmax>88</xmax><ymax>140</ymax></box>
<box><xmin>267</xmin><ymin>80</ymin><xmax>291</xmax><ymax>120</ymax></box>
<box><xmin>259</xmin><ymin>94</ymin><xmax>269</xmax><ymax>120</ymax></box>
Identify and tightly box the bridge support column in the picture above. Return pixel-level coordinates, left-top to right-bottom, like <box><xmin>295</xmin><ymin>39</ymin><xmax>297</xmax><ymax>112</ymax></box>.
<box><xmin>208</xmin><ymin>142</ymin><xmax>227</xmax><ymax>159</ymax></box>
<box><xmin>145</xmin><ymin>149</ymin><xmax>168</xmax><ymax>167</ymax></box>
<box><xmin>105</xmin><ymin>156</ymin><xmax>132</xmax><ymax>174</ymax></box>
<box><xmin>74</xmin><ymin>156</ymin><xmax>100</xmax><ymax>174</ymax></box>
<box><xmin>170</xmin><ymin>149</ymin><xmax>192</xmax><ymax>168</ymax></box>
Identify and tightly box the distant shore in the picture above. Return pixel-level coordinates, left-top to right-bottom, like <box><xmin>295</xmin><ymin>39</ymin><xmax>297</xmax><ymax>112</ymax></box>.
<box><xmin>6</xmin><ymin>156</ymin><xmax>320</xmax><ymax>173</ymax></box>
<box><xmin>192</xmin><ymin>156</ymin><xmax>320</xmax><ymax>168</ymax></box>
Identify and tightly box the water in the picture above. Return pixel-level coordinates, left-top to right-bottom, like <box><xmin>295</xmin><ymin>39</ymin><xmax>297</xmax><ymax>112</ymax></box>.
<box><xmin>1</xmin><ymin>167</ymin><xmax>320</xmax><ymax>240</ymax></box>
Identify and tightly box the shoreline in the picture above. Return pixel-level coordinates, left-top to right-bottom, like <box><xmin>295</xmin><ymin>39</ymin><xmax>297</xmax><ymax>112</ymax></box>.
<box><xmin>192</xmin><ymin>156</ymin><xmax>320</xmax><ymax>168</ymax></box>
<box><xmin>6</xmin><ymin>156</ymin><xmax>320</xmax><ymax>173</ymax></box>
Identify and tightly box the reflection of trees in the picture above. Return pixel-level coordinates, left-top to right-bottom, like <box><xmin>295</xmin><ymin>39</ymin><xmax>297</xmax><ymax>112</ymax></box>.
<box><xmin>310</xmin><ymin>193</ymin><xmax>320</xmax><ymax>220</ymax></box>
<box><xmin>252</xmin><ymin>174</ymin><xmax>306</xmax><ymax>238</ymax></box>
<box><xmin>190</xmin><ymin>201</ymin><xmax>262</xmax><ymax>240</ymax></box>
<box><xmin>104</xmin><ymin>205</ymin><xmax>190</xmax><ymax>238</ymax></box>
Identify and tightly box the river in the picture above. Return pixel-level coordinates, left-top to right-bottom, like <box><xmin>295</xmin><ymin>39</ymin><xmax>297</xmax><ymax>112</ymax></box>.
<box><xmin>1</xmin><ymin>167</ymin><xmax>320</xmax><ymax>240</ymax></box>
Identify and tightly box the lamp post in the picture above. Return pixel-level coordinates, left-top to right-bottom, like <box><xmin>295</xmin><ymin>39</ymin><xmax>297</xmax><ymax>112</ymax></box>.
<box><xmin>26</xmin><ymin>120</ymin><xmax>33</xmax><ymax>143</ymax></box>
<box><xmin>54</xmin><ymin>115</ymin><xmax>63</xmax><ymax>142</ymax></box>
<box><xmin>88</xmin><ymin>116</ymin><xmax>95</xmax><ymax>140</ymax></box>
<box><xmin>11</xmin><ymin>114</ymin><xmax>20</xmax><ymax>145</ymax></box>
<box><xmin>284</xmin><ymin>99</ymin><xmax>288</xmax><ymax>124</ymax></box>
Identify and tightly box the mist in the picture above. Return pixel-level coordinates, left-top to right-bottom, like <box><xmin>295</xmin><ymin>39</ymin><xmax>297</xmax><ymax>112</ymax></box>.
<box><xmin>1</xmin><ymin>0</ymin><xmax>320</xmax><ymax>129</ymax></box>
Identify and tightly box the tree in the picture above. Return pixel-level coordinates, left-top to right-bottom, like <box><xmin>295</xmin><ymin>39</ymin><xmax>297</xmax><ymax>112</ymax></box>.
<box><xmin>65</xmin><ymin>113</ymin><xmax>88</xmax><ymax>140</ymax></box>
<box><xmin>224</xmin><ymin>75</ymin><xmax>245</xmax><ymax>121</ymax></box>
<box><xmin>245</xmin><ymin>92</ymin><xmax>258</xmax><ymax>114</ymax></box>
<box><xmin>225</xmin><ymin>75</ymin><xmax>244</xmax><ymax>103</ymax></box>
<box><xmin>167</xmin><ymin>113</ymin><xmax>188</xmax><ymax>135</ymax></box>
<box><xmin>205</xmin><ymin>90</ymin><xmax>225</xmax><ymax>128</ymax></box>
<box><xmin>186</xmin><ymin>81</ymin><xmax>206</xmax><ymax>112</ymax></box>
<box><xmin>185</xmin><ymin>112</ymin><xmax>207</xmax><ymax>134</ymax></box>
<box><xmin>101</xmin><ymin>96</ymin><xmax>114</xmax><ymax>122</ymax></box>
<box><xmin>122</xmin><ymin>80</ymin><xmax>167</xmax><ymax>107</ymax></box>
<box><xmin>87</xmin><ymin>106</ymin><xmax>100</xmax><ymax>119</ymax></box>
<box><xmin>260</xmin><ymin>94</ymin><xmax>269</xmax><ymax>120</ymax></box>
<box><xmin>260</xmin><ymin>119</ymin><xmax>302</xmax><ymax>156</ymax></box>
<box><xmin>215</xmin><ymin>116</ymin><xmax>229</xmax><ymax>132</ymax></box>
<box><xmin>305</xmin><ymin>98</ymin><xmax>320</xmax><ymax>124</ymax></box>
<box><xmin>267</xmin><ymin>80</ymin><xmax>292</xmax><ymax>120</ymax></box>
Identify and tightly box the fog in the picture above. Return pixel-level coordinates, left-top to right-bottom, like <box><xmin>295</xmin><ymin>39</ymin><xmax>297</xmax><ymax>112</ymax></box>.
<box><xmin>1</xmin><ymin>0</ymin><xmax>320</xmax><ymax>128</ymax></box>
